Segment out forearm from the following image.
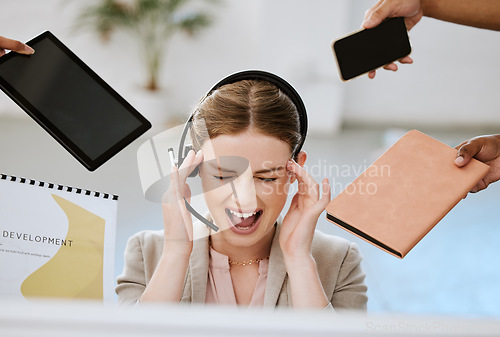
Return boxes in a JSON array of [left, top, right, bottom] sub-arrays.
[[421, 0, 500, 30], [284, 255, 330, 309], [139, 249, 190, 303]]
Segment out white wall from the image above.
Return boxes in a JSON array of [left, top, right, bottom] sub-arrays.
[[2, 0, 499, 131], [0, 0, 348, 134]]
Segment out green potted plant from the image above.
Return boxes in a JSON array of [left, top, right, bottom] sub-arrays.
[[77, 0, 216, 92]]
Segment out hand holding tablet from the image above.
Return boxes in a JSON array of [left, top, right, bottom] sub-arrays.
[[0, 31, 151, 171], [0, 35, 35, 57]]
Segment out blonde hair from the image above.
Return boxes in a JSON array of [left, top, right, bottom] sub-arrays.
[[190, 80, 302, 157]]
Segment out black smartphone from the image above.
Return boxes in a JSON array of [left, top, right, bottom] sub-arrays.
[[332, 17, 411, 81]]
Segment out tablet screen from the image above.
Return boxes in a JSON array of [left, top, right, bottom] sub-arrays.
[[0, 31, 151, 171]]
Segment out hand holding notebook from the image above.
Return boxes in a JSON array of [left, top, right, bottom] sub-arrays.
[[326, 130, 489, 258]]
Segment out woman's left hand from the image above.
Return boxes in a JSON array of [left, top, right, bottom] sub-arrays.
[[279, 159, 331, 260]]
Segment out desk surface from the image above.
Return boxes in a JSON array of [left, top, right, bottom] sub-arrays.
[[0, 300, 499, 337]]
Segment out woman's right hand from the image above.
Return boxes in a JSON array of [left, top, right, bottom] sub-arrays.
[[161, 149, 204, 256], [139, 149, 203, 303]]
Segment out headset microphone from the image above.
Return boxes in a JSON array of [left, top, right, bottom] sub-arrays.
[[167, 147, 219, 232]]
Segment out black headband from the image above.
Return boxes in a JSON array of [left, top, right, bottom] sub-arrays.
[[206, 70, 308, 154]]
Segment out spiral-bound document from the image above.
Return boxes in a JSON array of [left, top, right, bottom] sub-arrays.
[[0, 174, 118, 301]]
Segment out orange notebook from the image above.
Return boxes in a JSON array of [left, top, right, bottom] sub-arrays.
[[326, 130, 489, 258]]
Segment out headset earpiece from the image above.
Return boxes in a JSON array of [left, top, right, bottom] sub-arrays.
[[183, 144, 200, 177]]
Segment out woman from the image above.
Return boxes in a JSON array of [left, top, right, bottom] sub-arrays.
[[116, 71, 367, 310]]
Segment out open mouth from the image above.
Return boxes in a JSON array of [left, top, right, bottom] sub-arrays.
[[225, 208, 263, 231]]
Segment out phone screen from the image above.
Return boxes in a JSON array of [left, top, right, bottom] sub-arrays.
[[333, 17, 411, 81]]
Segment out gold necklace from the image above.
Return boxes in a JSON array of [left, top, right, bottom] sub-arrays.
[[228, 255, 270, 266], [209, 238, 270, 266]]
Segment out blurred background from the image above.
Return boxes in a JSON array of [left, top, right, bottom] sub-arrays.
[[0, 0, 499, 318]]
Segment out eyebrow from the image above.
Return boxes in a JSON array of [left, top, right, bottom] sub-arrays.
[[205, 162, 285, 175], [205, 161, 237, 173], [254, 166, 286, 175]]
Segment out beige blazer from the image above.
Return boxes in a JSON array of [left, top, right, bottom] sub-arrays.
[[116, 219, 367, 311]]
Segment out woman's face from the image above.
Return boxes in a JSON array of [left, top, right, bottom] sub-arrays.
[[199, 129, 293, 248]]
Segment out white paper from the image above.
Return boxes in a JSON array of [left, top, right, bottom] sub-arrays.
[[0, 175, 117, 302]]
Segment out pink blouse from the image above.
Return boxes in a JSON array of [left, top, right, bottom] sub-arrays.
[[205, 247, 269, 306]]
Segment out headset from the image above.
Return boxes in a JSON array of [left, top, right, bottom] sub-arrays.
[[169, 70, 308, 232]]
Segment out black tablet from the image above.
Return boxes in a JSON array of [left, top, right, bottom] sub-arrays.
[[0, 31, 151, 171]]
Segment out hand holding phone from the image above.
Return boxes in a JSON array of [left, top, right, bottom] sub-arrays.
[[332, 17, 412, 81]]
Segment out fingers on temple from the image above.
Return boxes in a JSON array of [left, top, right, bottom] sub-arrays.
[[288, 160, 316, 191], [288, 160, 331, 202], [178, 150, 203, 182]]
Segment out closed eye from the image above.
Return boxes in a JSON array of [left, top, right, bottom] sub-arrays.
[[213, 176, 278, 182], [257, 177, 277, 182], [213, 175, 236, 181]]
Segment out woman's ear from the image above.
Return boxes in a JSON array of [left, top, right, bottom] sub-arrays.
[[296, 151, 307, 168], [290, 151, 307, 183]]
